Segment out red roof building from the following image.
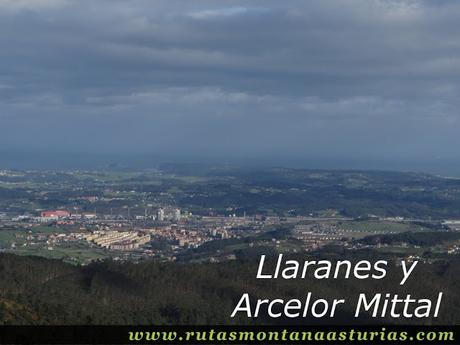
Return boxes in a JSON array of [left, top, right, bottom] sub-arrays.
[[40, 210, 71, 218]]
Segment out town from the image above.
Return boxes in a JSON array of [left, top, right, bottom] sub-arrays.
[[1, 167, 460, 265]]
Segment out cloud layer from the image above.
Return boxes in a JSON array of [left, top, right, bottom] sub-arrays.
[[1, 0, 459, 167]]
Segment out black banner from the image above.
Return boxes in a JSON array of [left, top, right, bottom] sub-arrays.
[[0, 325, 458, 344]]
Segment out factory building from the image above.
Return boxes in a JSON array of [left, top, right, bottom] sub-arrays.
[[173, 209, 181, 222], [157, 208, 165, 222], [40, 210, 71, 218]]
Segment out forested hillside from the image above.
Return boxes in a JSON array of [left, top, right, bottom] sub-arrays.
[[0, 252, 459, 325]]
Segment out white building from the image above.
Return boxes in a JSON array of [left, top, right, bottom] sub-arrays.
[[173, 209, 181, 222], [157, 208, 165, 222]]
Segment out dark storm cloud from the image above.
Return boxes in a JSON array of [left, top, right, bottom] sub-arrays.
[[0, 0, 459, 165]]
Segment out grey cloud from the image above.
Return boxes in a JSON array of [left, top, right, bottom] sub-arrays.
[[0, 0, 459, 168]]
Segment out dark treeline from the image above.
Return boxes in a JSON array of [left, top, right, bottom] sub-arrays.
[[0, 251, 459, 325]]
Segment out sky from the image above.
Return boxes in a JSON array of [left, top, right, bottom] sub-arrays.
[[0, 0, 459, 171]]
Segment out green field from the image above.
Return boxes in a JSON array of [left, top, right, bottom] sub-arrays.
[[0, 230, 21, 247], [4, 244, 112, 264], [0, 226, 114, 264], [339, 220, 429, 233]]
